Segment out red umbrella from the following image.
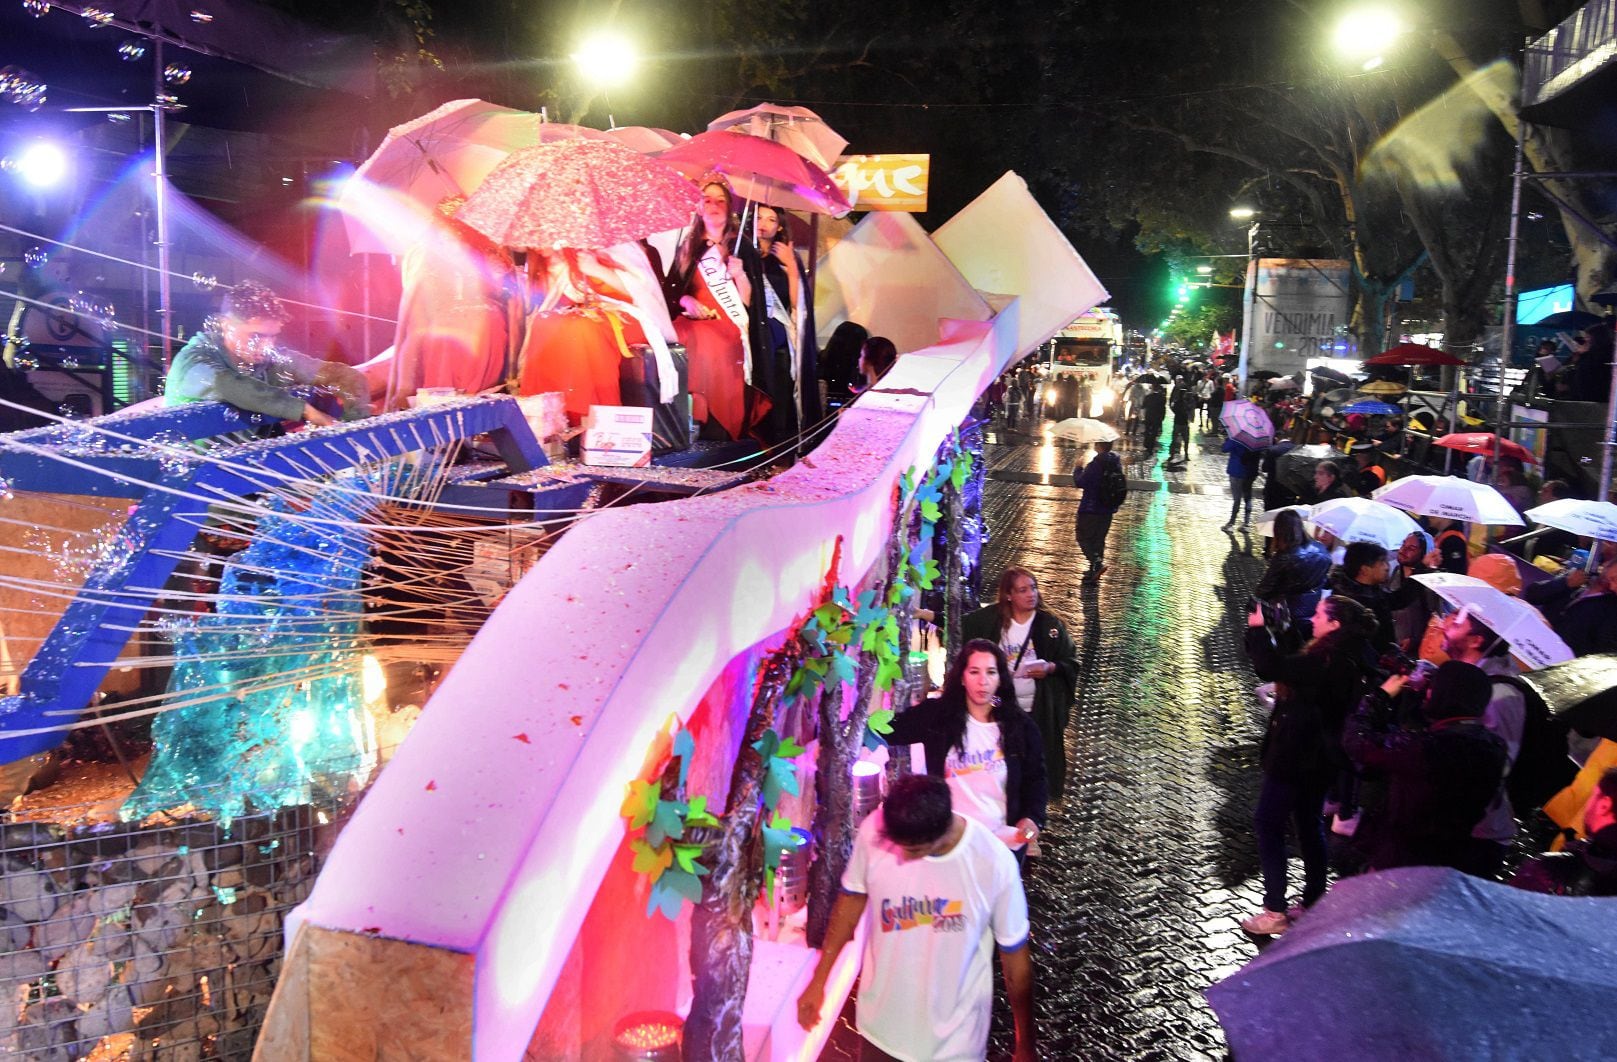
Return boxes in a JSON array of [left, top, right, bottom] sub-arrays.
[[1434, 432, 1539, 464], [455, 139, 698, 251], [1365, 343, 1466, 367], [656, 130, 851, 217]]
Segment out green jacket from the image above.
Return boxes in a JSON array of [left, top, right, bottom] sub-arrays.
[[166, 332, 369, 421]]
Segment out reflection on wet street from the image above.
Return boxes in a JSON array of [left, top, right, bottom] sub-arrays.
[[978, 419, 1268, 1059], [822, 417, 1272, 1059]]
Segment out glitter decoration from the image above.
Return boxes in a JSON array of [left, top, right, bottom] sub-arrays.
[[106, 111, 131, 123], [117, 38, 147, 61], [0, 475, 13, 501], [22, 0, 49, 16], [23, 245, 48, 268], [80, 5, 112, 26], [162, 63, 192, 85], [190, 271, 218, 291], [155, 93, 182, 109], [188, 7, 213, 22], [454, 138, 699, 251], [123, 480, 378, 824]]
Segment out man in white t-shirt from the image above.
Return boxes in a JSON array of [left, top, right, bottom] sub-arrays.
[[796, 775, 1037, 1061]]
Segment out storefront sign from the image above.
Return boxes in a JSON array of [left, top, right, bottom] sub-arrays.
[[832, 154, 930, 212]]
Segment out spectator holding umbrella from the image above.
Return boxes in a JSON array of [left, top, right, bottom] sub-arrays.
[[1222, 436, 1262, 529], [1242, 595, 1380, 935], [1524, 560, 1617, 657]]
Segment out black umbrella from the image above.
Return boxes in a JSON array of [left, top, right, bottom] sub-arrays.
[[1518, 653, 1617, 740], [1275, 443, 1348, 497], [1308, 366, 1353, 390], [1208, 866, 1617, 1060], [1534, 309, 1604, 330], [1591, 289, 1617, 310], [1250, 369, 1282, 381]]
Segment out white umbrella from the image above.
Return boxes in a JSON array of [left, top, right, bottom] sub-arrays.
[[1267, 376, 1301, 391], [1048, 417, 1119, 444], [1525, 498, 1617, 542], [1309, 498, 1422, 550], [1257, 504, 1313, 537], [1373, 475, 1525, 527], [1410, 573, 1574, 669]]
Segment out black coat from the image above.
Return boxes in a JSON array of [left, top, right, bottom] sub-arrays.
[[1245, 626, 1371, 781], [1254, 542, 1332, 628], [1342, 690, 1509, 872], [1524, 579, 1617, 657], [885, 691, 1048, 830]]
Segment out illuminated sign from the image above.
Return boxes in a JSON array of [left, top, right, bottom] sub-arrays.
[[832, 154, 930, 212]]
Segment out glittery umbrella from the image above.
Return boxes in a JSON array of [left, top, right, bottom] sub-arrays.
[[706, 103, 848, 170], [343, 100, 613, 254], [454, 139, 699, 252], [657, 130, 852, 217], [603, 125, 687, 153], [1208, 866, 1617, 1060]]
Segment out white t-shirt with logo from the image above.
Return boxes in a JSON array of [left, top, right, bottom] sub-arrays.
[[1001, 617, 1042, 712], [944, 717, 1020, 845], [842, 813, 1030, 1062]]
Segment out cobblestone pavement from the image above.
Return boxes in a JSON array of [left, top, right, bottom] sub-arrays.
[[980, 418, 1269, 1060], [822, 415, 1276, 1060]]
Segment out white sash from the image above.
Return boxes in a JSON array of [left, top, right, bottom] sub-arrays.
[[696, 251, 752, 384], [761, 260, 808, 417]]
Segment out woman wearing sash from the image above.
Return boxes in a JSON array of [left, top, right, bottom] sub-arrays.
[[663, 176, 770, 441]]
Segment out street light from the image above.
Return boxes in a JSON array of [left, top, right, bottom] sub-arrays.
[[1333, 6, 1404, 69], [571, 32, 639, 88], [1196, 264, 1213, 275], [10, 141, 67, 188], [1229, 206, 1256, 220]]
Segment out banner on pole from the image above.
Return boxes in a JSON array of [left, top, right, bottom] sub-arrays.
[[1240, 258, 1354, 385], [832, 154, 930, 212]]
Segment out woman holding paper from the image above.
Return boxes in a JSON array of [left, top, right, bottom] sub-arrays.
[[663, 176, 770, 442]]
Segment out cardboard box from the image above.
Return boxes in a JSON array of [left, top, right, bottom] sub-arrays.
[[584, 405, 655, 433]]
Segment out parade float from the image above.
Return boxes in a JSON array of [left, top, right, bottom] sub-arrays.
[[0, 71, 1103, 1058]]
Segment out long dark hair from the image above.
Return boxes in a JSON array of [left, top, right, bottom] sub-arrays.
[[937, 639, 1020, 755], [672, 179, 740, 288], [1272, 509, 1307, 552], [1307, 595, 1376, 654]]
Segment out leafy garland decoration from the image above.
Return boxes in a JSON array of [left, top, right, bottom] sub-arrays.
[[618, 439, 973, 919], [621, 723, 807, 920]]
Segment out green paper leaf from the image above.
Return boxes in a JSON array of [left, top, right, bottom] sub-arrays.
[[950, 454, 971, 490], [764, 865, 778, 905], [646, 877, 687, 920], [875, 657, 903, 691], [920, 499, 942, 524], [812, 602, 845, 630], [671, 843, 707, 876], [685, 793, 720, 828], [663, 866, 706, 903], [761, 812, 802, 873], [915, 559, 940, 591], [752, 730, 781, 762], [828, 649, 858, 686], [647, 798, 688, 847], [621, 779, 661, 830], [631, 838, 673, 882], [760, 754, 799, 812], [776, 736, 805, 760], [672, 728, 695, 788], [866, 708, 895, 735]]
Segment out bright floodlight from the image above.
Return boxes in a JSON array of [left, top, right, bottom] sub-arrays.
[[15, 141, 67, 188], [572, 32, 638, 88], [1229, 206, 1256, 220], [1333, 7, 1403, 61], [1196, 264, 1214, 275]]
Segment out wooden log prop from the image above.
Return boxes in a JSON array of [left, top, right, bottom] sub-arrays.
[[682, 654, 792, 1061]]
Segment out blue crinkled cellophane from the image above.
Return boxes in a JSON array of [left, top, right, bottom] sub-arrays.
[[123, 480, 377, 825]]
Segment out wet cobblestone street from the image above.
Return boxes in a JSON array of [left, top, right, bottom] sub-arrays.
[[823, 416, 1275, 1060], [980, 419, 1267, 1059]]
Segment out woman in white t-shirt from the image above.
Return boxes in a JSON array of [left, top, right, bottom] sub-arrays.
[[961, 567, 1079, 802], [884, 639, 1048, 855]]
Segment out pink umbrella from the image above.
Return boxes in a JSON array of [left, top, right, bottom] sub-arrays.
[[656, 130, 852, 217], [706, 103, 848, 170], [603, 126, 687, 153], [454, 139, 698, 251]]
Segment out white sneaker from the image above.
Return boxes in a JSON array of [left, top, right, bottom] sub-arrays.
[[1240, 909, 1291, 936], [1331, 812, 1360, 837]]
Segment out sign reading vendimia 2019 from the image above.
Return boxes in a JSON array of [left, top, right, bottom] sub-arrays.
[[1239, 258, 1355, 382]]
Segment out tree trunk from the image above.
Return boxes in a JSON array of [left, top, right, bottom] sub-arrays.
[[683, 658, 789, 1061], [944, 479, 964, 662], [805, 679, 852, 949]]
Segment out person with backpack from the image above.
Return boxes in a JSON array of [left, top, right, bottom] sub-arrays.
[[1073, 438, 1128, 585], [1441, 607, 1575, 876]]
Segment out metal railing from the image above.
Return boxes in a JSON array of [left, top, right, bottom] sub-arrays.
[[1523, 0, 1617, 108]]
